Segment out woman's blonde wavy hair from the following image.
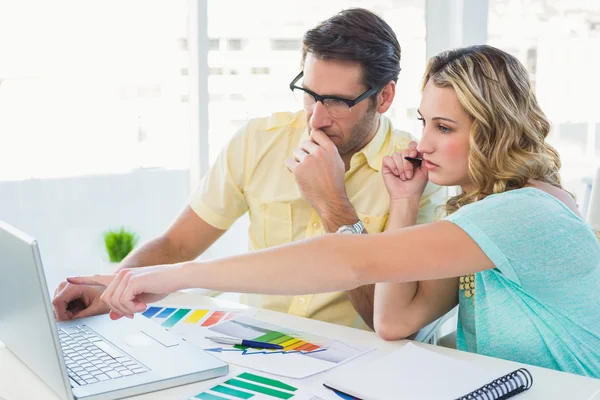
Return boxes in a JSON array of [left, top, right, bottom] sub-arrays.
[[423, 45, 564, 215]]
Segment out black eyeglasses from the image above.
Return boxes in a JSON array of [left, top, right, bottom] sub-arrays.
[[289, 72, 379, 119]]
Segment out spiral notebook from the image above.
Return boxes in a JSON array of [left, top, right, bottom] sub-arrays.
[[323, 343, 533, 400]]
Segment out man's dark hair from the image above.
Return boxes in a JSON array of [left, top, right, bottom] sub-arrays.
[[302, 8, 401, 91]]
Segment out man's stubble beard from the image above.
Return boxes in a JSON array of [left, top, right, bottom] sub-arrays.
[[336, 104, 379, 156]]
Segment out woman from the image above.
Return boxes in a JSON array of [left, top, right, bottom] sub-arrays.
[[70, 46, 600, 378]]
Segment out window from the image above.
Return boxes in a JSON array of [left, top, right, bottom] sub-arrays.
[[178, 37, 188, 51], [251, 67, 270, 75], [229, 93, 246, 101], [226, 38, 244, 51], [488, 0, 600, 206], [0, 0, 192, 288], [209, 67, 225, 75], [271, 39, 301, 51], [0, 1, 191, 179], [209, 38, 220, 50], [596, 125, 600, 157]]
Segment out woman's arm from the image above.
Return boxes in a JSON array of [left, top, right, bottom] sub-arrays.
[[372, 199, 458, 340], [69, 220, 492, 319], [179, 221, 493, 293], [343, 197, 422, 330], [374, 275, 458, 340], [365, 144, 458, 339]]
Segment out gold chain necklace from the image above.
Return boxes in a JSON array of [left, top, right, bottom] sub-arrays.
[[459, 274, 475, 301]]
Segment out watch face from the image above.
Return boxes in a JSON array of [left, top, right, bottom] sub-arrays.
[[338, 226, 358, 234]]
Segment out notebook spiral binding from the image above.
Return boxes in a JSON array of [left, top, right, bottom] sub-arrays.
[[457, 368, 533, 400]]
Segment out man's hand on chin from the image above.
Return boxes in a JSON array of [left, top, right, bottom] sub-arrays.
[[285, 129, 348, 212]]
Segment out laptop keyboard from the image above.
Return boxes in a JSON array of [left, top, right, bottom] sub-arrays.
[[59, 325, 148, 386]]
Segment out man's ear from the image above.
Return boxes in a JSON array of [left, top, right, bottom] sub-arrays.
[[376, 80, 396, 114]]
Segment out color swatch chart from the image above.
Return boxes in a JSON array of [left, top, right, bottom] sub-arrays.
[[186, 372, 323, 400], [205, 316, 372, 378], [236, 329, 320, 353], [142, 306, 243, 328]]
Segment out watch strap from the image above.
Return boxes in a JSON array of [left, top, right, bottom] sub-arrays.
[[336, 220, 367, 234]]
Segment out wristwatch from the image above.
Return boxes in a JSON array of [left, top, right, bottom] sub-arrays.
[[335, 220, 367, 234]]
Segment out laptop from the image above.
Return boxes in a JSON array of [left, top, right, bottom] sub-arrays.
[[0, 220, 228, 400]]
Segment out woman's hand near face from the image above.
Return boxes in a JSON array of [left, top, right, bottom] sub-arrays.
[[66, 264, 187, 320], [382, 141, 429, 202]]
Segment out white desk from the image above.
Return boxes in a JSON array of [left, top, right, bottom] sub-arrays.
[[1, 292, 599, 400]]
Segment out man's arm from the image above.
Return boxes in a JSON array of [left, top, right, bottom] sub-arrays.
[[285, 129, 378, 329], [124, 119, 249, 269], [284, 129, 374, 326], [118, 206, 226, 270], [319, 205, 375, 330]]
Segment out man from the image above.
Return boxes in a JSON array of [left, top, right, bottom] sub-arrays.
[[52, 8, 445, 332]]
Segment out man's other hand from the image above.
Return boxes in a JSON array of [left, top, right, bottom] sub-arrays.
[[52, 281, 110, 321]]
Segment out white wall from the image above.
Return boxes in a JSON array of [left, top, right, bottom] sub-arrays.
[[0, 169, 249, 292]]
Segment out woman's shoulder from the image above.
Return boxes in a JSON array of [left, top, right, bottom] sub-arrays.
[[447, 185, 582, 224], [444, 187, 598, 262], [527, 180, 582, 217]]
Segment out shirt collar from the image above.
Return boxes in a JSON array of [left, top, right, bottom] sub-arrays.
[[299, 115, 392, 172], [358, 114, 392, 172]]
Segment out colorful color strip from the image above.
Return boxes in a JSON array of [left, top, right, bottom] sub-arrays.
[[155, 308, 176, 319], [211, 384, 254, 399], [236, 332, 289, 350], [294, 343, 319, 352], [288, 341, 313, 351], [185, 309, 209, 324], [195, 392, 229, 400], [162, 308, 190, 328], [223, 312, 238, 321], [238, 372, 297, 391], [268, 335, 295, 345], [279, 338, 302, 349], [142, 306, 162, 318], [201, 311, 226, 326], [225, 379, 293, 399], [252, 331, 286, 343], [250, 330, 319, 352]]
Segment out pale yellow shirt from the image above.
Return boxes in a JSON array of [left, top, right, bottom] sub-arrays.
[[189, 110, 446, 329]]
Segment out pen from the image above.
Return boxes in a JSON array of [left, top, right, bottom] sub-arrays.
[[404, 156, 423, 167], [205, 336, 284, 350]]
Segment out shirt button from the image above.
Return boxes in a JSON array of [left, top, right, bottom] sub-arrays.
[[299, 298, 306, 304], [364, 217, 371, 224], [261, 204, 267, 211], [312, 222, 319, 229]]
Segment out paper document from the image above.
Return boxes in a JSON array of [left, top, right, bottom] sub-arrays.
[[194, 316, 373, 378], [144, 309, 372, 378], [323, 343, 514, 400]]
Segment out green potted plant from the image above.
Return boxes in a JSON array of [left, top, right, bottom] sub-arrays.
[[103, 227, 139, 270]]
